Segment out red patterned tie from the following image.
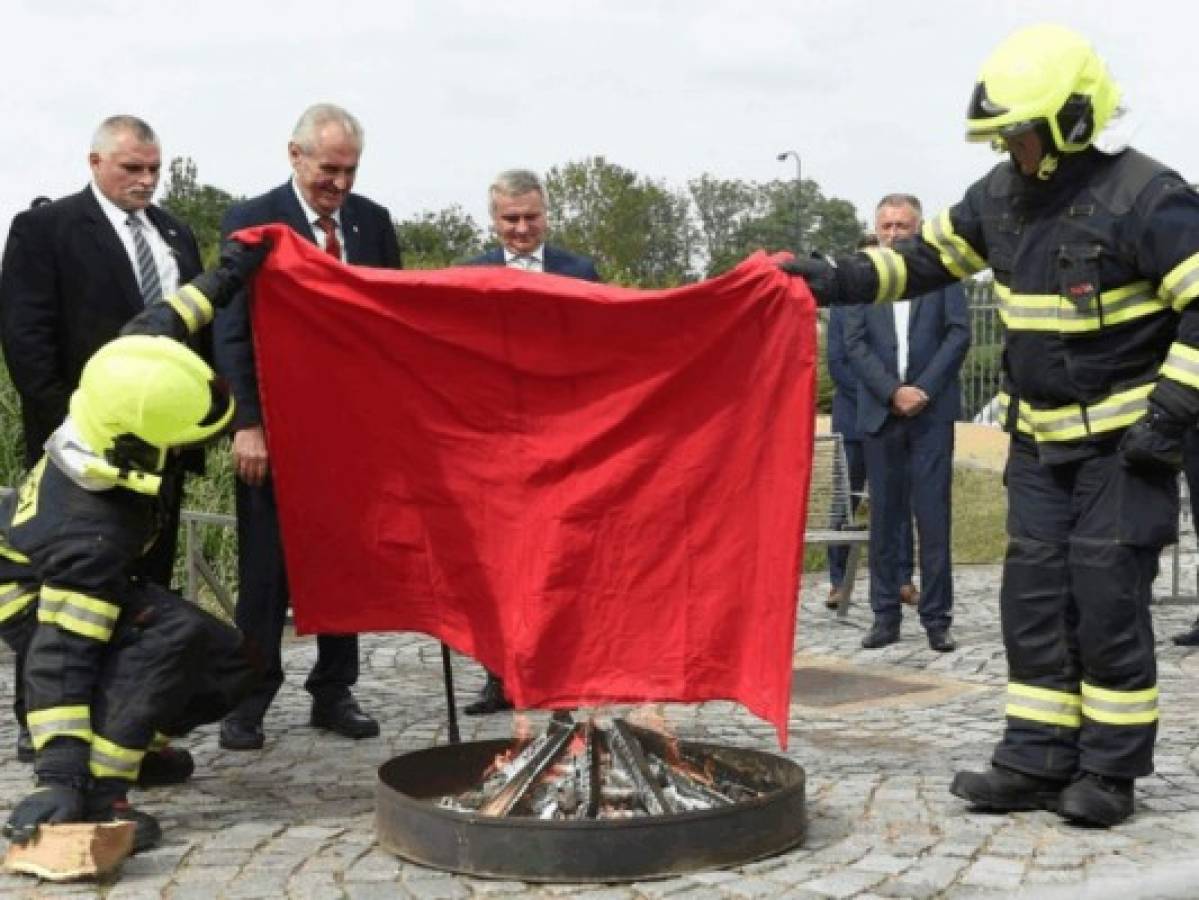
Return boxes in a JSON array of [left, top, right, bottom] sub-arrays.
[[315, 216, 341, 260]]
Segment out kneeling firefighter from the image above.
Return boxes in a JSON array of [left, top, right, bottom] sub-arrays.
[[0, 238, 268, 852], [784, 24, 1199, 826]]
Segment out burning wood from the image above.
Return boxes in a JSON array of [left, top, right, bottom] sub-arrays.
[[438, 716, 763, 819]]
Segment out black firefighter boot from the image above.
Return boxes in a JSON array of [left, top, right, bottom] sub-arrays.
[[949, 764, 1067, 812], [85, 777, 162, 853], [1057, 773, 1134, 827]]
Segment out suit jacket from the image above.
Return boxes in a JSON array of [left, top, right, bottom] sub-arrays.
[[0, 186, 203, 464], [464, 244, 601, 282], [843, 282, 970, 436], [213, 182, 402, 429], [826, 307, 860, 441]]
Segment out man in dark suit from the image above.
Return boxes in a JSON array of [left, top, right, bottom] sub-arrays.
[[465, 169, 601, 280], [214, 103, 401, 750], [844, 193, 970, 652], [0, 115, 203, 780], [825, 235, 914, 610], [461, 168, 600, 714]]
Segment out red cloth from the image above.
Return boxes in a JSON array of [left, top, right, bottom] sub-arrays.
[[237, 224, 817, 745]]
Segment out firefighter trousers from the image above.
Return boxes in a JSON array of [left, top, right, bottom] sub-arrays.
[[24, 582, 259, 781], [993, 437, 1174, 781]]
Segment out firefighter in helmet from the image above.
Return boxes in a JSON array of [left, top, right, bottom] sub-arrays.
[[1, 239, 267, 852], [785, 24, 1199, 826]]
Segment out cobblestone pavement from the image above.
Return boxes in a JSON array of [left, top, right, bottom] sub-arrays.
[[1, 557, 1197, 898]]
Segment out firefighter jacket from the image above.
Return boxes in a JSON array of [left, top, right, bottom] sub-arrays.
[[840, 148, 1199, 464]]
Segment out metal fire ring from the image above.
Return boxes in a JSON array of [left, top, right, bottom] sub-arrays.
[[375, 729, 806, 883]]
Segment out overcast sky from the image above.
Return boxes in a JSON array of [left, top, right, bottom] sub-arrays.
[[5, 0, 1197, 249]]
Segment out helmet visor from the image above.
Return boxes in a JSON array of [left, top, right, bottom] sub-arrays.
[[965, 81, 1041, 143]]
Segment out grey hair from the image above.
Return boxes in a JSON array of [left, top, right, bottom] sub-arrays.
[[291, 103, 365, 154], [90, 115, 158, 154], [488, 169, 546, 215], [876, 193, 923, 216]]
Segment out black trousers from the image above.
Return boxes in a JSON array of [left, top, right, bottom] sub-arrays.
[[993, 437, 1172, 780], [227, 476, 359, 724]]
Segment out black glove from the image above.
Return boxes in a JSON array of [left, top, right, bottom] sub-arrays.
[[188, 237, 272, 309], [778, 254, 843, 306], [3, 776, 87, 845], [1119, 402, 1188, 472], [120, 303, 189, 341]]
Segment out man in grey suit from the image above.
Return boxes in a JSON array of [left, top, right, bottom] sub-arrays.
[[463, 169, 600, 715], [214, 103, 402, 750], [844, 193, 970, 652]]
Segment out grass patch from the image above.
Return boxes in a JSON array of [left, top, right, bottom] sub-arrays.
[[803, 463, 1007, 573]]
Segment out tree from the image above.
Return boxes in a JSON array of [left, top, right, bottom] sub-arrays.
[[691, 176, 865, 277], [160, 158, 240, 267], [394, 206, 485, 269], [545, 157, 696, 286]]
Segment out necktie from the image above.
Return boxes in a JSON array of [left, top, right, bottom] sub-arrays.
[[315, 216, 341, 260], [127, 215, 162, 305], [512, 254, 537, 271]]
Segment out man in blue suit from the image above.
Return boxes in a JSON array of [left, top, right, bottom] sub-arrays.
[[462, 169, 600, 714], [826, 236, 914, 609], [844, 193, 970, 652], [213, 103, 402, 750]]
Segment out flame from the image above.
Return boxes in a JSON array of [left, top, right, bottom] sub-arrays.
[[512, 713, 534, 741]]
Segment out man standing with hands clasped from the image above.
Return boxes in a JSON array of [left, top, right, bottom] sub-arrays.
[[843, 194, 969, 652]]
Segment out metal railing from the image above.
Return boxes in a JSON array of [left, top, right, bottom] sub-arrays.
[[181, 509, 236, 615], [961, 277, 1002, 423]]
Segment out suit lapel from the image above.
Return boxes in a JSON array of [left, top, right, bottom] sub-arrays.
[[79, 187, 141, 314], [274, 183, 319, 247]]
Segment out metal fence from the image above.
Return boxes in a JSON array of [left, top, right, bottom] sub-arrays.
[[960, 277, 1002, 423]]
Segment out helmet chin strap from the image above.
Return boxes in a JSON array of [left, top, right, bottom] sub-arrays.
[[1036, 153, 1060, 181]]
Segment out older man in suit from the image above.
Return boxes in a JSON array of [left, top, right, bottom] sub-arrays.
[[0, 115, 203, 781], [844, 193, 970, 652], [461, 169, 600, 715], [214, 103, 402, 750], [825, 234, 915, 610]]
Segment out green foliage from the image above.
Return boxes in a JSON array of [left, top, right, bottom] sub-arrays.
[[0, 353, 25, 486], [802, 462, 1008, 573], [545, 157, 696, 287], [395, 205, 485, 269], [690, 175, 865, 277], [160, 157, 241, 267]]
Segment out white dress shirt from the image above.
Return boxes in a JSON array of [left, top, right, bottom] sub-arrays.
[[503, 245, 545, 273], [893, 300, 912, 381]]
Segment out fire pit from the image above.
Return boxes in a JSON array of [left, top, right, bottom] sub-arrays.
[[376, 715, 806, 882]]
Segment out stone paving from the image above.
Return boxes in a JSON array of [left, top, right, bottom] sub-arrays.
[[1, 559, 1197, 898]]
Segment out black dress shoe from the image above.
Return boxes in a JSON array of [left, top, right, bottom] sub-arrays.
[[16, 725, 33, 764], [1172, 622, 1199, 646], [464, 674, 514, 716], [861, 621, 900, 649], [219, 717, 265, 751], [311, 694, 380, 739], [927, 627, 957, 653], [137, 746, 195, 787], [950, 764, 1066, 813]]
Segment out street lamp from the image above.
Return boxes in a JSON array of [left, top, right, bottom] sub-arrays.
[[776, 150, 803, 255]]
